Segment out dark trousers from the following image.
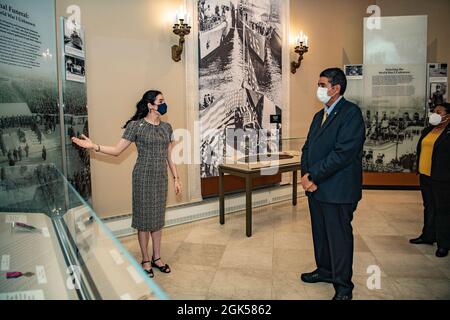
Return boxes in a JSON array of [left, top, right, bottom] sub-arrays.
[[420, 174, 450, 249], [308, 196, 358, 295]]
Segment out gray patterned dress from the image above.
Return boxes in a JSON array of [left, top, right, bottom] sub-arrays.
[[122, 119, 173, 231]]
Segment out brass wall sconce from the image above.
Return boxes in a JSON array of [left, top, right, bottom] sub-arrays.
[[172, 10, 191, 62], [291, 32, 309, 74]]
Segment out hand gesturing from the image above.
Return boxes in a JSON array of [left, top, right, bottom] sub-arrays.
[[71, 134, 95, 150]]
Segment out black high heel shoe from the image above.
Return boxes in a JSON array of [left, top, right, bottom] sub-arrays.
[[141, 261, 154, 278], [151, 257, 171, 274]]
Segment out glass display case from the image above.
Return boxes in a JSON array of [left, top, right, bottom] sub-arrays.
[[0, 164, 167, 300], [221, 137, 305, 171], [218, 137, 306, 237]]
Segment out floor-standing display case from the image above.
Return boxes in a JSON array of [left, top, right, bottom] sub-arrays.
[[221, 137, 305, 172], [219, 138, 305, 237], [0, 164, 167, 300]]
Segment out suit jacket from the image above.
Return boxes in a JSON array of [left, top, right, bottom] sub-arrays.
[[301, 97, 366, 204], [416, 122, 450, 181]]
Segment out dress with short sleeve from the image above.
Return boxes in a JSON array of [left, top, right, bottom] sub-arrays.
[[122, 120, 138, 142], [122, 119, 173, 231]]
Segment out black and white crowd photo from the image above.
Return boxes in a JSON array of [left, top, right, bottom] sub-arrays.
[[361, 107, 425, 173], [0, 73, 63, 210]]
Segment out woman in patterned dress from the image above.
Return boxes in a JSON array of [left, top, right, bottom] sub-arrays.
[[72, 90, 182, 278]]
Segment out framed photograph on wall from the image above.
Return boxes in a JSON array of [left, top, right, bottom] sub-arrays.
[[63, 19, 85, 58], [65, 55, 86, 83], [344, 64, 363, 80], [427, 63, 448, 111]]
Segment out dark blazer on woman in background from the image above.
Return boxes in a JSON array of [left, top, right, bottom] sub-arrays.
[[416, 123, 450, 181]]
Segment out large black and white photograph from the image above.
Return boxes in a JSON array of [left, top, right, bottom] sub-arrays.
[[0, 0, 63, 210], [65, 55, 86, 83], [198, 0, 285, 178], [64, 20, 85, 58], [361, 65, 428, 173], [361, 66, 427, 173], [362, 107, 425, 173], [0, 78, 64, 210]]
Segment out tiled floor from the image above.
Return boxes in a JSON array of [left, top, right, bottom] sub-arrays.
[[121, 190, 450, 300]]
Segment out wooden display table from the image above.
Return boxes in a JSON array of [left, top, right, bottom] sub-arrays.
[[219, 161, 301, 237]]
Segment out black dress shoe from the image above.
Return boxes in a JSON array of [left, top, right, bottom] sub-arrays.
[[409, 237, 434, 245], [300, 270, 331, 284], [332, 293, 353, 300], [436, 248, 449, 257]]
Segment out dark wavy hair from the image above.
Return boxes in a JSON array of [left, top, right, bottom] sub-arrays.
[[436, 102, 450, 114], [123, 90, 162, 128], [320, 68, 347, 95]]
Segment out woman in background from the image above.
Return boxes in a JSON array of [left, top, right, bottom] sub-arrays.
[[72, 90, 181, 276], [410, 102, 450, 257]]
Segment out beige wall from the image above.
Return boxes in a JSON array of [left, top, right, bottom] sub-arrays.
[[289, 0, 372, 137], [289, 0, 450, 138], [56, 0, 450, 218], [57, 0, 190, 217]]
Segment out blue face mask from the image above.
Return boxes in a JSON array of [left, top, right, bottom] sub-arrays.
[[157, 103, 168, 116]]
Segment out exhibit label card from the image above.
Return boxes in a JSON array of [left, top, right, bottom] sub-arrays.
[[126, 265, 144, 284], [35, 265, 47, 284], [1, 254, 10, 271], [0, 290, 45, 300], [5, 215, 27, 224]]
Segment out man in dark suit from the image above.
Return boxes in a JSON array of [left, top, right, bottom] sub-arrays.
[[300, 68, 366, 300]]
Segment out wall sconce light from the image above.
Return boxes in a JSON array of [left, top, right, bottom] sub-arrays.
[[172, 8, 191, 62], [291, 31, 309, 74]]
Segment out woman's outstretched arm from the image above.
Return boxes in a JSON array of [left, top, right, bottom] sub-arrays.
[[71, 134, 132, 157]]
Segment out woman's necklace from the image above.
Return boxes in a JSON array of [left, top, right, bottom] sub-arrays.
[[144, 116, 160, 126]]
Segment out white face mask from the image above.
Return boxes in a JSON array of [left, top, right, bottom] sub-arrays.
[[316, 87, 331, 104], [429, 113, 442, 126]]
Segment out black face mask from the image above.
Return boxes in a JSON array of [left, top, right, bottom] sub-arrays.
[[157, 103, 168, 116]]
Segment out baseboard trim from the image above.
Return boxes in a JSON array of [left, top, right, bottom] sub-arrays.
[[104, 184, 305, 238], [363, 185, 420, 191]]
